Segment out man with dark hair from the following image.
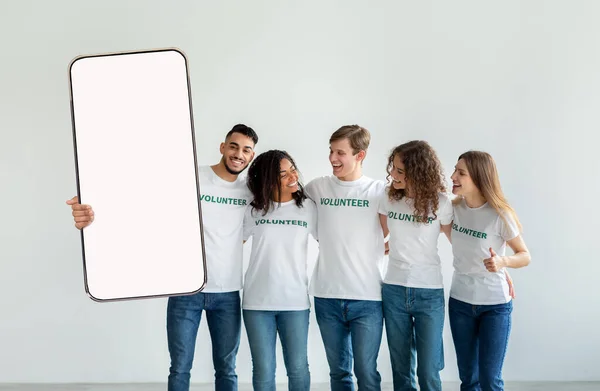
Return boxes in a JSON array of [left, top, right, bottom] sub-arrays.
[[67, 124, 258, 391]]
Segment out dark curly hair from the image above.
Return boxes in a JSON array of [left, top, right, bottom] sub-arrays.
[[386, 140, 447, 223], [247, 150, 307, 215]]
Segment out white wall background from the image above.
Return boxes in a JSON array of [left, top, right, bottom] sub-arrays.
[[1, 0, 599, 384]]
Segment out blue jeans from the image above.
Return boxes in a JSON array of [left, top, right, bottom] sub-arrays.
[[166, 291, 241, 391], [243, 309, 311, 391], [449, 297, 512, 391], [382, 284, 445, 391], [314, 297, 383, 391]]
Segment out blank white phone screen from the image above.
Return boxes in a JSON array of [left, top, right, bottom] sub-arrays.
[[69, 49, 206, 301]]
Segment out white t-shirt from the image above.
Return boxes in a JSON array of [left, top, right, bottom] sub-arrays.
[[242, 199, 317, 310], [379, 191, 453, 289], [305, 175, 386, 301], [198, 165, 252, 293], [450, 199, 520, 305]]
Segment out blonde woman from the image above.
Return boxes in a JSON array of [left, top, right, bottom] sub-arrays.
[[449, 151, 531, 391]]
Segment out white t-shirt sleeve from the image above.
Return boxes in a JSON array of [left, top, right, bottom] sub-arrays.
[[243, 206, 254, 241], [304, 179, 317, 202], [497, 212, 520, 241], [438, 195, 454, 226], [378, 189, 389, 215], [308, 200, 318, 241]]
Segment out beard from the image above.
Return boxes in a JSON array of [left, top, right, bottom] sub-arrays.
[[222, 156, 248, 176]]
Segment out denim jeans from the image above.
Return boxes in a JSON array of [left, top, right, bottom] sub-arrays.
[[314, 297, 383, 391], [243, 309, 311, 391], [382, 283, 445, 391], [449, 297, 512, 391], [166, 291, 241, 391]]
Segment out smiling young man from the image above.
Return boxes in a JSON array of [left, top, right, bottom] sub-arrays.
[[304, 125, 386, 391], [67, 124, 258, 391]]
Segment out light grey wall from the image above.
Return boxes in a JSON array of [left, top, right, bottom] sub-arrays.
[[1, 0, 598, 383]]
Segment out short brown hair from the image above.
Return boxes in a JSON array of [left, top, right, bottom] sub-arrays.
[[329, 125, 371, 155]]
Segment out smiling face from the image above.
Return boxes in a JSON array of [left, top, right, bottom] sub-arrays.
[[329, 138, 365, 181], [389, 154, 407, 191], [277, 158, 299, 201], [219, 132, 255, 175], [450, 158, 478, 197]]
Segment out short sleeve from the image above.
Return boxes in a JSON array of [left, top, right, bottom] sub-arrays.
[[378, 188, 390, 215], [304, 179, 318, 202], [243, 206, 255, 241], [438, 194, 454, 226], [497, 212, 520, 241], [307, 199, 318, 241]]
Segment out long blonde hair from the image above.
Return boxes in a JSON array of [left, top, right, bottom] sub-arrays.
[[454, 151, 522, 232]]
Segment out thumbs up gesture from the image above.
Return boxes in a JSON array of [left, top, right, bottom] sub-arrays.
[[483, 247, 505, 273], [66, 195, 95, 230]]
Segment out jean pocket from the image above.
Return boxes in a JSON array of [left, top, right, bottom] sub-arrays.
[[417, 288, 445, 309]]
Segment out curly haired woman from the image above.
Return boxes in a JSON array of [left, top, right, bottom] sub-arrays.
[[378, 140, 452, 391]]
